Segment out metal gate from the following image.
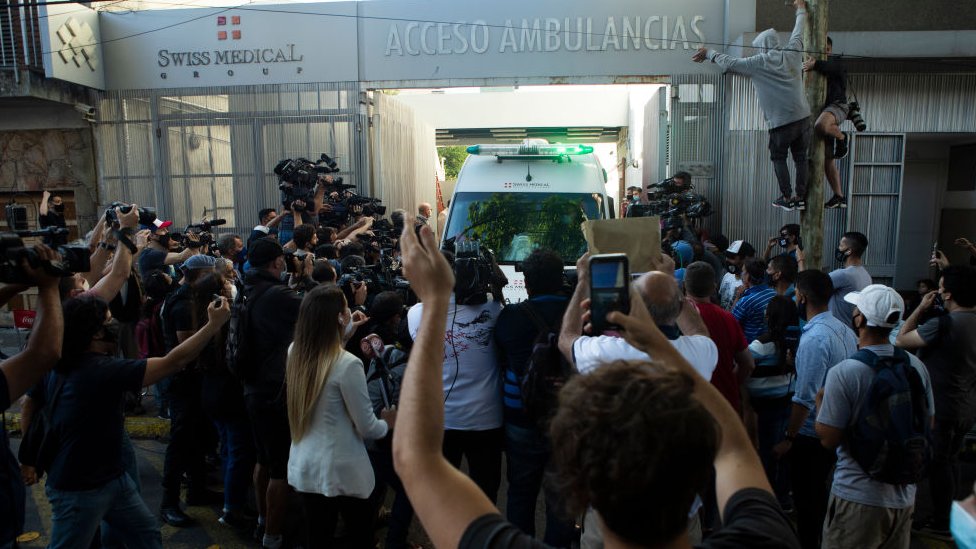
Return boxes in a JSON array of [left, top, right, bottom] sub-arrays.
[[844, 133, 906, 285]]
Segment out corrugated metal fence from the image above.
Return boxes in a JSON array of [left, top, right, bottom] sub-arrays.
[[370, 93, 438, 231], [715, 72, 976, 272], [96, 82, 366, 233]]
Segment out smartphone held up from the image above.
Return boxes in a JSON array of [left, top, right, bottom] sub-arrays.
[[589, 254, 630, 334]]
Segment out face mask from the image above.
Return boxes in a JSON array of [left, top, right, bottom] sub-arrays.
[[834, 247, 849, 264], [935, 293, 946, 309], [765, 272, 777, 286], [53, 204, 65, 214], [951, 501, 976, 549], [726, 263, 741, 275], [157, 234, 171, 247], [778, 237, 789, 248], [101, 320, 122, 345]]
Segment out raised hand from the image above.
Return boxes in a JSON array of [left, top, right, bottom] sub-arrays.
[[400, 223, 453, 304]]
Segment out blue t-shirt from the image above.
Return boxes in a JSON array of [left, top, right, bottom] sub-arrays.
[[38, 354, 147, 491], [732, 284, 776, 343], [817, 345, 934, 508], [138, 248, 175, 282], [793, 312, 857, 438]]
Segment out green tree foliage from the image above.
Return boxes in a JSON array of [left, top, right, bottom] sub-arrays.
[[464, 192, 590, 262], [439, 146, 468, 180]]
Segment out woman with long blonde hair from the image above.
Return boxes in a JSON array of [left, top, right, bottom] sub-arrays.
[[286, 284, 393, 548]]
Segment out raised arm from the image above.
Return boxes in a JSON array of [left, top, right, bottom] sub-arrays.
[[607, 298, 772, 519], [144, 298, 230, 386], [896, 291, 937, 350], [559, 253, 590, 365], [392, 223, 497, 549], [785, 0, 807, 53], [90, 208, 141, 302], [39, 190, 50, 217], [1, 246, 64, 404]]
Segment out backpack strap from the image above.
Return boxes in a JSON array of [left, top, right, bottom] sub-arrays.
[[850, 348, 879, 369], [518, 300, 560, 334]]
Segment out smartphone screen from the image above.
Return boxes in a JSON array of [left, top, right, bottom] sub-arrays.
[[589, 254, 630, 334]]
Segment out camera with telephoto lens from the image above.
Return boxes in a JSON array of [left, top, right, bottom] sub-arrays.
[[451, 240, 504, 305], [283, 249, 310, 273], [105, 202, 157, 226], [848, 101, 867, 132], [0, 228, 91, 283], [275, 154, 355, 207]]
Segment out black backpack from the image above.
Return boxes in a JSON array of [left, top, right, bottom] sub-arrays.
[[18, 374, 66, 478], [518, 301, 575, 429], [846, 348, 933, 485], [225, 284, 273, 383]]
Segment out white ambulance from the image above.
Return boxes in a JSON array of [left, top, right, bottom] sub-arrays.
[[440, 140, 615, 303]]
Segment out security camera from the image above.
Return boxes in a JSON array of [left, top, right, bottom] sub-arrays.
[[74, 103, 96, 122]]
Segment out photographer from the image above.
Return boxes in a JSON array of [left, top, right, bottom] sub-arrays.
[[61, 207, 150, 304], [803, 36, 850, 209], [249, 208, 284, 248], [0, 246, 63, 547], [285, 224, 317, 253], [217, 233, 245, 276], [158, 255, 227, 527], [35, 292, 229, 548], [138, 218, 197, 284], [38, 190, 69, 247], [240, 238, 305, 549], [763, 224, 801, 262], [406, 247, 506, 502]]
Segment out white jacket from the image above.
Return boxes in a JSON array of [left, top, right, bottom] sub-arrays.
[[287, 350, 388, 498]]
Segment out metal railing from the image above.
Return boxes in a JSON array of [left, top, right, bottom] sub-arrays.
[[1, 0, 45, 83]]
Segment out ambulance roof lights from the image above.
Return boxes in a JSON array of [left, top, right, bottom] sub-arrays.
[[466, 144, 594, 157]]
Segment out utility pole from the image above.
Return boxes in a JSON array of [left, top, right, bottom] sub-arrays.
[[800, 0, 828, 270]]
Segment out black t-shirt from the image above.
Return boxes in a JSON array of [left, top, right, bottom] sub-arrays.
[[0, 370, 26, 543], [39, 212, 68, 246], [918, 311, 976, 422], [493, 295, 569, 428], [38, 354, 147, 491], [459, 489, 799, 549], [242, 270, 303, 397]]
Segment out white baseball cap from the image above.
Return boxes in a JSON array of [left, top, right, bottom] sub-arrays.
[[843, 284, 905, 328]]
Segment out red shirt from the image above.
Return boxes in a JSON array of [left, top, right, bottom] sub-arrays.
[[694, 301, 748, 411]]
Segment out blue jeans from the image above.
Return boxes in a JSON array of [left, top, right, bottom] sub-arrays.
[[216, 418, 256, 512], [46, 473, 161, 549], [101, 433, 141, 549], [504, 423, 576, 547], [755, 401, 792, 507]]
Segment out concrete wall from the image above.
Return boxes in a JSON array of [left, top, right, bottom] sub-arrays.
[[0, 127, 100, 235], [755, 0, 976, 32]]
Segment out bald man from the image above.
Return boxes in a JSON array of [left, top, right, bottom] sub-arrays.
[[559, 268, 718, 379], [417, 203, 432, 226]]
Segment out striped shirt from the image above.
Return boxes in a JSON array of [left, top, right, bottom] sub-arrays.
[[732, 284, 776, 343], [747, 339, 797, 400]]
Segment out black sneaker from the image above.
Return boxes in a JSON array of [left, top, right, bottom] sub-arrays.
[[833, 134, 849, 159], [825, 195, 848, 209], [792, 199, 807, 211], [160, 506, 193, 528], [772, 197, 794, 211]]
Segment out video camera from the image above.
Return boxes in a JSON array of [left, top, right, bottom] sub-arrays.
[[104, 202, 157, 227], [275, 154, 355, 208], [628, 177, 712, 228], [450, 240, 504, 305], [0, 228, 91, 284]]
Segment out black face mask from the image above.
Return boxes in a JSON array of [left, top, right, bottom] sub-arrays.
[[727, 263, 741, 275], [53, 204, 65, 214], [835, 248, 849, 264], [764, 272, 777, 286], [101, 321, 122, 345], [157, 234, 171, 247]]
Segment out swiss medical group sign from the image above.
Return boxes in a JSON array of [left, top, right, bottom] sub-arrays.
[[99, 0, 729, 90]]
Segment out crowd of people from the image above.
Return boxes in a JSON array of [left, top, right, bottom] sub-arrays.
[[0, 180, 974, 549]]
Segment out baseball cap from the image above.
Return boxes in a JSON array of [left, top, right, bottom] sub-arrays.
[[671, 240, 694, 268], [140, 219, 173, 231], [726, 240, 756, 258], [248, 238, 284, 267], [844, 284, 905, 328], [180, 254, 219, 272]]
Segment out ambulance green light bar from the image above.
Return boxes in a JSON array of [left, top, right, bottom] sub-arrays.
[[466, 144, 595, 156]]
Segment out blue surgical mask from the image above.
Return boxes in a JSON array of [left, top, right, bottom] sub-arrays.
[[952, 501, 976, 549]]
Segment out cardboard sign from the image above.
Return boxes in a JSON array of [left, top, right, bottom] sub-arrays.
[[582, 217, 663, 273]]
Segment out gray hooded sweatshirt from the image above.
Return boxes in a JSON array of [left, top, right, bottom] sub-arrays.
[[707, 10, 811, 129]]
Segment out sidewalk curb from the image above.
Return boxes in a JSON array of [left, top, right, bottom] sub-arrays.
[[4, 413, 170, 440]]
